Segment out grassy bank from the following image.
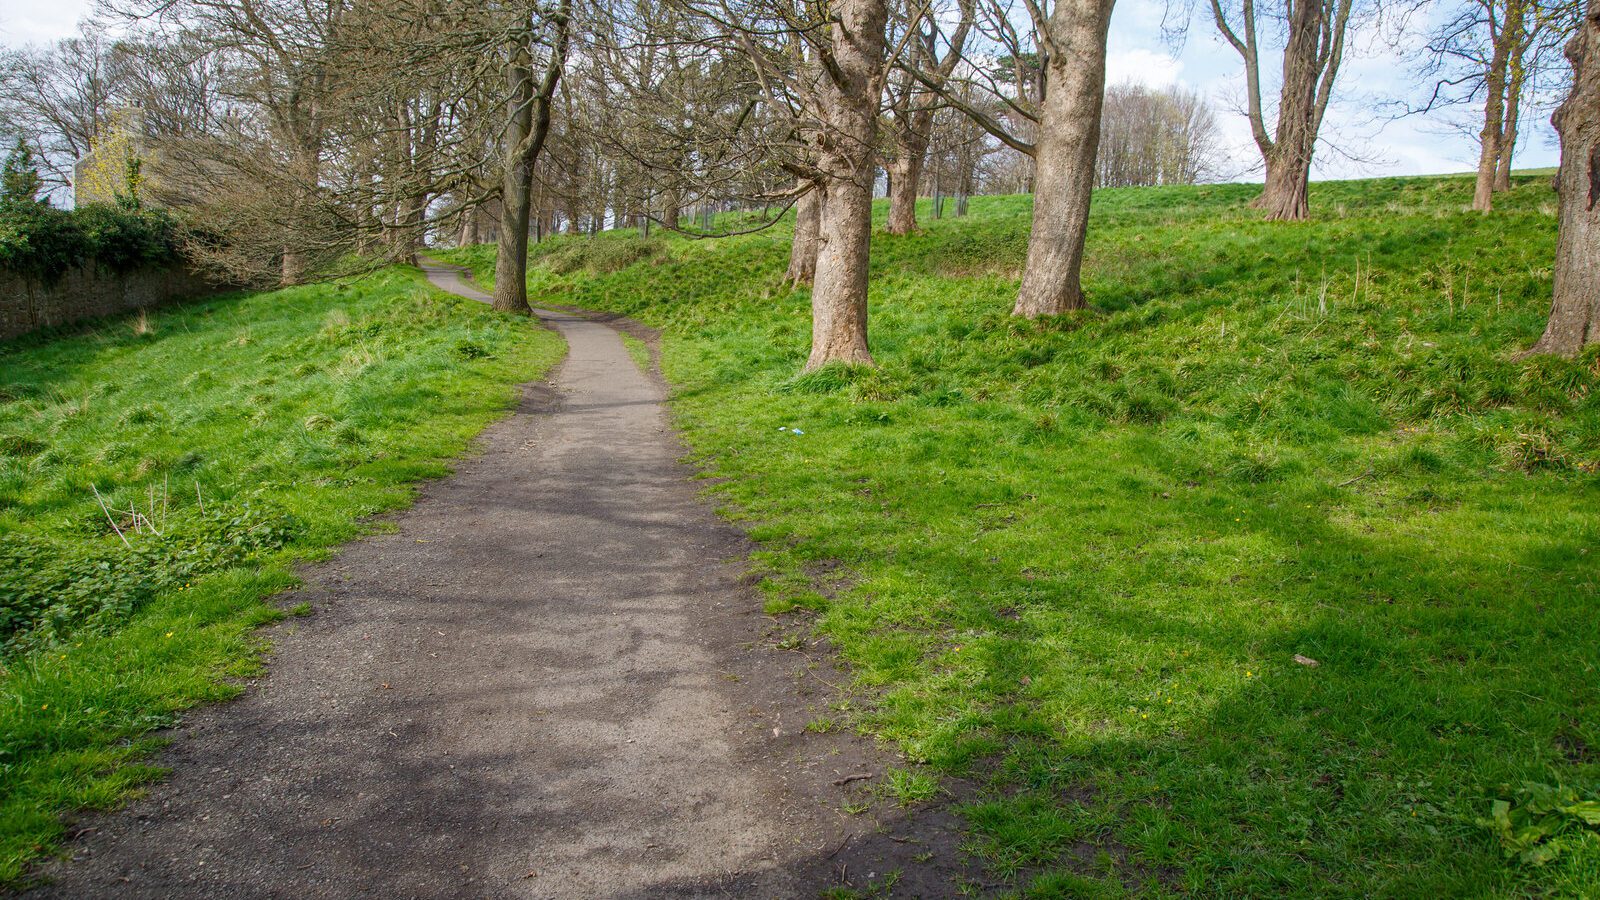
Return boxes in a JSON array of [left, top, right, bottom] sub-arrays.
[[439, 174, 1600, 896], [0, 269, 563, 885]]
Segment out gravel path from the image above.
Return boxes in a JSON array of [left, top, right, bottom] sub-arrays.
[[26, 262, 971, 898]]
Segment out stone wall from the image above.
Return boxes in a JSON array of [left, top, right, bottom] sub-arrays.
[[0, 264, 223, 342]]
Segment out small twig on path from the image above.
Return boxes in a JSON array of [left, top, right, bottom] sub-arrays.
[[825, 835, 852, 859], [832, 772, 874, 787], [804, 665, 844, 692]]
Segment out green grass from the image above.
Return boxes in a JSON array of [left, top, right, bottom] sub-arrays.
[[0, 268, 563, 885], [438, 173, 1600, 896], [619, 331, 651, 373]]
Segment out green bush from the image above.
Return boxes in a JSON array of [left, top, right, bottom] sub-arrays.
[[0, 201, 182, 281], [75, 203, 180, 273], [0, 202, 86, 281]]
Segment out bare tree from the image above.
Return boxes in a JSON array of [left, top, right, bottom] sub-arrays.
[[0, 24, 126, 203], [910, 0, 1118, 315], [576, 0, 796, 236], [1528, 0, 1598, 355], [111, 0, 351, 283], [1412, 0, 1570, 211], [924, 82, 996, 215], [801, 0, 891, 365], [678, 0, 899, 365], [882, 0, 972, 235], [1011, 0, 1118, 315], [1211, 0, 1355, 220], [493, 0, 574, 313], [1096, 82, 1219, 187], [1472, 0, 1532, 208]]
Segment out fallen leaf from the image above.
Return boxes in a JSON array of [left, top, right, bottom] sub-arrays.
[[1293, 654, 1320, 668]]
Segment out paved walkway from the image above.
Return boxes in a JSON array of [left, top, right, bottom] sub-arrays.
[[27, 262, 929, 897]]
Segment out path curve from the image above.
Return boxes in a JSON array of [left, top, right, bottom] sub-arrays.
[[25, 262, 961, 898]]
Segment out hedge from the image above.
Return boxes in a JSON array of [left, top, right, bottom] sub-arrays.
[[0, 200, 182, 282]]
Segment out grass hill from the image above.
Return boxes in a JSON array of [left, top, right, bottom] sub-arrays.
[[436, 173, 1600, 896]]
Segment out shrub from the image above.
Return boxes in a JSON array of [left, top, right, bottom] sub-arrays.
[[0, 202, 86, 281], [0, 200, 182, 281], [76, 203, 180, 273]]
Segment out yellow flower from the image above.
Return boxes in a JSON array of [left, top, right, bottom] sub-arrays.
[[165, 632, 174, 638]]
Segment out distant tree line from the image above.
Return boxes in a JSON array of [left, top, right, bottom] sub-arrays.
[[1096, 84, 1219, 188], [0, 0, 1593, 358]]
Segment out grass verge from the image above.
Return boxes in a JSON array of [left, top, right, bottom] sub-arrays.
[[438, 174, 1600, 896], [0, 268, 563, 885], [618, 331, 651, 374]]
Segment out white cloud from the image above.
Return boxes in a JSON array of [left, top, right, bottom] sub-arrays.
[[0, 0, 92, 48], [1105, 48, 1185, 89]]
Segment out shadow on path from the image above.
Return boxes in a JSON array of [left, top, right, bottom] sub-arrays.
[[25, 261, 976, 898]]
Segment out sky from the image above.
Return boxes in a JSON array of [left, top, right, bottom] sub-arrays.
[[0, 0, 1562, 181]]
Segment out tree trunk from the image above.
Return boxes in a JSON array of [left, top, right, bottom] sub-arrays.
[[1496, 55, 1527, 192], [663, 187, 682, 228], [809, 173, 875, 368], [1495, 88, 1521, 192], [1013, 0, 1117, 317], [884, 155, 920, 235], [280, 139, 321, 285], [885, 113, 931, 235], [956, 142, 973, 216], [393, 192, 427, 263], [281, 248, 306, 286], [492, 2, 570, 313], [1528, 0, 1600, 356], [804, 0, 887, 370], [1256, 148, 1312, 221], [1251, 0, 1324, 221], [786, 182, 820, 285], [1215, 0, 1350, 222], [493, 47, 536, 313], [1474, 21, 1513, 212]]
